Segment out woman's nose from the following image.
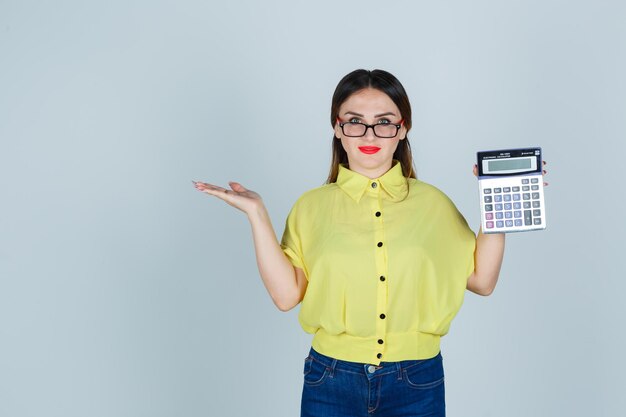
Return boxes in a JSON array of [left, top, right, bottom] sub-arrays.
[[363, 126, 377, 140]]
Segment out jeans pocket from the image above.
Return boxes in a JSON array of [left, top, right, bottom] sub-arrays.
[[402, 357, 445, 390], [303, 356, 329, 386]]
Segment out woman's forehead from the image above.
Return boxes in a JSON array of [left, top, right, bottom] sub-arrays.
[[339, 88, 400, 116]]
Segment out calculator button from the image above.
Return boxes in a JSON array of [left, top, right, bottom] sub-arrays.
[[484, 188, 492, 194], [532, 193, 540, 199], [503, 194, 511, 202], [532, 201, 540, 208], [486, 221, 494, 229], [495, 212, 503, 219], [496, 221, 504, 228], [524, 210, 532, 225], [503, 187, 511, 193], [513, 194, 521, 201], [494, 188, 502, 193], [531, 185, 539, 191], [522, 186, 530, 191], [514, 211, 522, 218], [533, 218, 542, 225], [504, 203, 512, 210], [505, 211, 513, 219], [485, 204, 493, 211], [505, 220, 513, 227], [531, 178, 539, 184], [485, 213, 494, 220], [533, 209, 541, 217], [514, 219, 523, 226], [512, 186, 520, 192], [495, 204, 503, 211], [523, 202, 531, 209], [514, 202, 521, 209], [484, 196, 493, 203], [494, 195, 502, 202], [522, 179, 529, 184], [523, 193, 530, 200]]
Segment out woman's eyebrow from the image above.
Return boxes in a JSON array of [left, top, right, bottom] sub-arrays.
[[344, 111, 364, 117], [343, 111, 397, 118]]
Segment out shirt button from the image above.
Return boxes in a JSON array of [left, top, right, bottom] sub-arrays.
[[378, 339, 384, 344], [379, 276, 385, 281], [371, 182, 378, 188], [379, 314, 386, 319], [377, 353, 383, 359], [375, 211, 381, 217], [377, 242, 383, 247], [367, 365, 376, 373]]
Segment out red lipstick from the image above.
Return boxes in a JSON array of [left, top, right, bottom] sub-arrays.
[[358, 146, 381, 154]]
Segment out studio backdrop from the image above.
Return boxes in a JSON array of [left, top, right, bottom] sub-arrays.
[[1, 1, 625, 416]]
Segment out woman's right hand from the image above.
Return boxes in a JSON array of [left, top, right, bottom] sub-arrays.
[[194, 180, 302, 310], [193, 180, 264, 216]]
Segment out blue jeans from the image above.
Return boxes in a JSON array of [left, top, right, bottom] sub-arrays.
[[301, 347, 445, 417]]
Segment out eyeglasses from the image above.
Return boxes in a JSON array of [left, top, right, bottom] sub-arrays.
[[337, 118, 404, 138]]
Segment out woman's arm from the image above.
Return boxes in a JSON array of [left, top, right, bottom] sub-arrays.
[[247, 204, 308, 311], [466, 161, 547, 296], [466, 229, 505, 296], [194, 180, 306, 311]]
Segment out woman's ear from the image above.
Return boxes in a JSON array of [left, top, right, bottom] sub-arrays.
[[334, 122, 342, 139], [399, 126, 407, 140]]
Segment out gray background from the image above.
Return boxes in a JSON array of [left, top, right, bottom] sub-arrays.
[[1, 0, 625, 416]]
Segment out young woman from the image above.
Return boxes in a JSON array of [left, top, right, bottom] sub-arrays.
[[194, 69, 544, 417]]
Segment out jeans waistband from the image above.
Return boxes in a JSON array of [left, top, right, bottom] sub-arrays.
[[307, 346, 441, 376]]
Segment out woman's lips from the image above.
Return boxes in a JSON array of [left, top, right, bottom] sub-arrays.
[[358, 146, 381, 154]]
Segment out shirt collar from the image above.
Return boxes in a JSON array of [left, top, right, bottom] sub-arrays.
[[336, 160, 409, 203]]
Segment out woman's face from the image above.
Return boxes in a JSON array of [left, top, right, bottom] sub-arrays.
[[334, 88, 407, 179]]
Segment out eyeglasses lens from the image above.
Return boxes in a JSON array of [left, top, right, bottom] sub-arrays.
[[342, 123, 398, 138]]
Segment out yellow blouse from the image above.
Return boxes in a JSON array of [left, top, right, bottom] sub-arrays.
[[280, 160, 476, 365]]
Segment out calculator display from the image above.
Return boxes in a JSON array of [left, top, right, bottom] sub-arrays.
[[481, 155, 538, 175], [487, 158, 532, 172], [477, 147, 546, 234]]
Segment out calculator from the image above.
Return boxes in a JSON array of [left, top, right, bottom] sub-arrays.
[[477, 147, 546, 233]]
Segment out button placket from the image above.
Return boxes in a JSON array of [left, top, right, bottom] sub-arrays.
[[372, 189, 388, 365]]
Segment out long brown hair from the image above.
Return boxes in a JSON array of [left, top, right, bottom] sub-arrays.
[[326, 69, 416, 184]]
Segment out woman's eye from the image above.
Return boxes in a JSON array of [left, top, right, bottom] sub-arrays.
[[349, 118, 361, 123], [377, 119, 391, 124]]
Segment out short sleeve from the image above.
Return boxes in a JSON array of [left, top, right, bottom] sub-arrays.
[[280, 202, 305, 270], [448, 203, 476, 280], [413, 188, 477, 337]]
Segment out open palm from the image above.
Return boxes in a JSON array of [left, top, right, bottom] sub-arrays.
[[193, 180, 263, 214]]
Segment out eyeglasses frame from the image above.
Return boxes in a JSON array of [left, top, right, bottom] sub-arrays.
[[336, 117, 404, 138]]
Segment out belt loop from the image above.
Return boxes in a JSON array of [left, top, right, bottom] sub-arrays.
[[328, 358, 337, 378], [396, 362, 402, 380]]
